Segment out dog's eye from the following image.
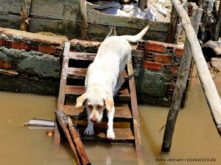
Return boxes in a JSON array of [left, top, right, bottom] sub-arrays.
[[96, 105, 102, 109], [88, 105, 93, 110]]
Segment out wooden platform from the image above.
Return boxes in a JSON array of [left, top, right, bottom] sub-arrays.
[[57, 42, 142, 156]]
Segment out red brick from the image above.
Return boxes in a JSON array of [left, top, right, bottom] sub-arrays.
[[154, 53, 172, 64], [0, 39, 3, 46], [38, 45, 56, 54], [170, 66, 179, 74], [144, 41, 166, 53], [0, 60, 12, 69], [175, 47, 184, 57], [11, 41, 28, 50], [143, 61, 162, 71]]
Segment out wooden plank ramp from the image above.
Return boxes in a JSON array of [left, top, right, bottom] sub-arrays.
[[57, 42, 142, 158]]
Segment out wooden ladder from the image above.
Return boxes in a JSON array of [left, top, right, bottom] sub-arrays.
[[57, 42, 142, 157]]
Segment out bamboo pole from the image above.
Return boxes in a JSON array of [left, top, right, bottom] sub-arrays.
[[162, 0, 221, 152], [161, 7, 203, 152]]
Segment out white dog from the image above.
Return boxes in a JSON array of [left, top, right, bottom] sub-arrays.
[[75, 25, 149, 139]]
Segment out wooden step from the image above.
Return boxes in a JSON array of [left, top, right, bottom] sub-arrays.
[[78, 127, 135, 143], [63, 105, 132, 121], [65, 85, 130, 100], [67, 67, 128, 79], [67, 67, 87, 79], [69, 52, 96, 61]]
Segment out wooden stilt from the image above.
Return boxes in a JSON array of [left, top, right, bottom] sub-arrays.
[[161, 7, 203, 152], [80, 0, 88, 39], [214, 1, 221, 40]]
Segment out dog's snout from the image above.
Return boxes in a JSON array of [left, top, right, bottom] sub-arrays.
[[90, 116, 97, 123], [91, 118, 97, 123]]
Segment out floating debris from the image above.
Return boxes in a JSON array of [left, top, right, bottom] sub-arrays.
[[24, 118, 55, 129]]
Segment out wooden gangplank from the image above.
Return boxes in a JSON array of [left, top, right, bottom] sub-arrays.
[[57, 42, 142, 157]]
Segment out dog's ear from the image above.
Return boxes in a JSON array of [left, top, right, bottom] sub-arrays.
[[75, 93, 87, 108], [104, 97, 114, 112]]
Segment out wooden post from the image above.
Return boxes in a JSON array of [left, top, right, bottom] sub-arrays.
[[138, 0, 148, 11], [20, 0, 32, 31], [80, 0, 88, 39], [167, 5, 179, 43], [162, 0, 221, 152], [214, 1, 221, 40], [162, 6, 203, 152]]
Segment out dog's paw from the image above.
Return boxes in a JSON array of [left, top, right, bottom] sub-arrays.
[[84, 126, 94, 136], [107, 130, 115, 140]]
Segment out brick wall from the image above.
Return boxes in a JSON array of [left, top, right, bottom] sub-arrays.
[[135, 40, 184, 106]]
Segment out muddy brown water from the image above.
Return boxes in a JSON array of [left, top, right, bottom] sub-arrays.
[[0, 83, 221, 165]]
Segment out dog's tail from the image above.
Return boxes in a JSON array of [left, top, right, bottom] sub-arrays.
[[120, 25, 149, 43]]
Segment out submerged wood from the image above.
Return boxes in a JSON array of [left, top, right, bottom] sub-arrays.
[[161, 7, 203, 152], [68, 117, 91, 165], [56, 110, 91, 165], [55, 110, 81, 165]]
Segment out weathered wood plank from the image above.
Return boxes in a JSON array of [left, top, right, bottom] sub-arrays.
[[64, 105, 132, 120], [55, 110, 82, 165], [57, 42, 70, 111], [69, 52, 96, 61], [0, 14, 20, 29], [31, 0, 80, 21], [0, 0, 23, 14], [87, 3, 169, 31], [127, 60, 143, 159], [65, 85, 130, 100], [67, 67, 128, 79], [28, 17, 80, 38], [68, 117, 91, 165], [0, 27, 68, 45], [79, 127, 135, 143], [67, 68, 87, 79]]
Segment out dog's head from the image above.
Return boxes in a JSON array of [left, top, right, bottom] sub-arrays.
[[75, 86, 114, 123]]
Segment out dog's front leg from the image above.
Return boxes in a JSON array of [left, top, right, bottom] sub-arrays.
[[84, 119, 94, 135], [107, 107, 115, 139]]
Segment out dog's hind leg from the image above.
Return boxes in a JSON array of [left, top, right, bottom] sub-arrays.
[[113, 72, 125, 96]]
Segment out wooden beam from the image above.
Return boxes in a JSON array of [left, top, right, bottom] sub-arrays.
[[161, 7, 203, 152], [127, 60, 143, 162], [57, 42, 70, 111], [167, 5, 179, 43]]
